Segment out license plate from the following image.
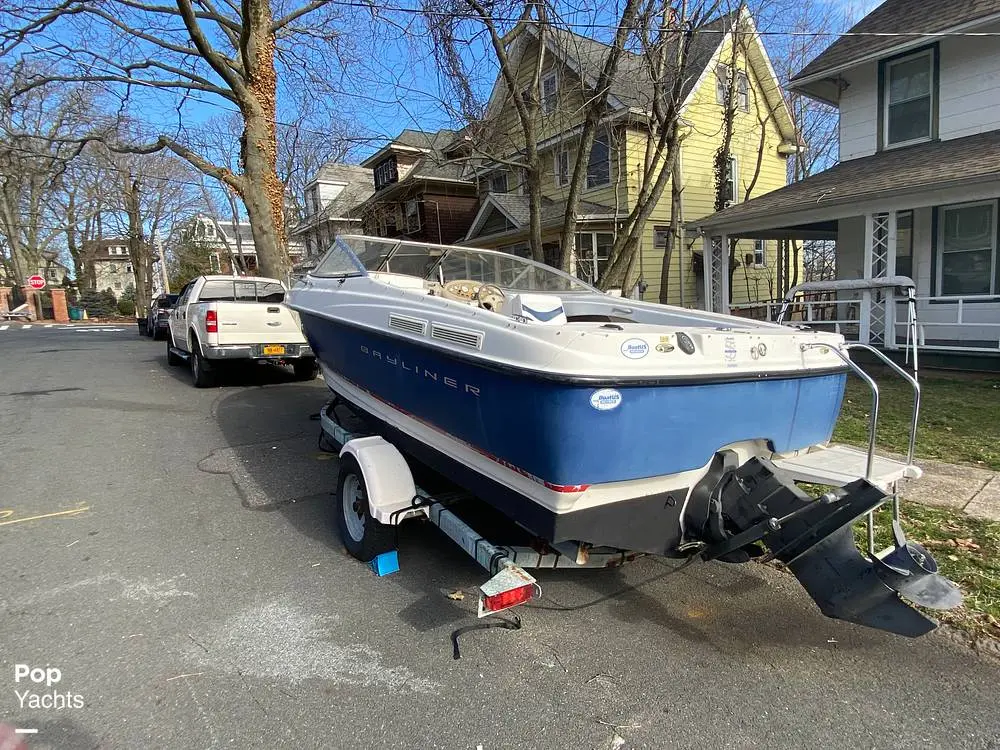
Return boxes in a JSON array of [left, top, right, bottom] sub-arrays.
[[262, 345, 286, 356]]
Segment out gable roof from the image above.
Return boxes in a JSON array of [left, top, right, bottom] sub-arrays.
[[464, 193, 623, 242], [490, 15, 732, 116], [791, 0, 1000, 85], [691, 130, 1000, 234]]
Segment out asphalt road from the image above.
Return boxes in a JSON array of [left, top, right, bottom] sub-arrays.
[[1, 324, 999, 750]]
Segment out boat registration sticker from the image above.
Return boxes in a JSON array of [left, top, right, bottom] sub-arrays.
[[262, 345, 286, 356], [724, 336, 738, 367], [620, 338, 649, 359], [590, 388, 623, 411]]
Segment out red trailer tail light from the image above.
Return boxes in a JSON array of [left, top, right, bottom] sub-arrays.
[[205, 309, 218, 333], [477, 565, 538, 617]]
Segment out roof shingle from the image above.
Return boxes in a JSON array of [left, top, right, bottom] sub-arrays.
[[693, 130, 1000, 230], [792, 0, 1000, 82]]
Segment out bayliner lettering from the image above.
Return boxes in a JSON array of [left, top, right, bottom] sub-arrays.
[[360, 345, 480, 396]]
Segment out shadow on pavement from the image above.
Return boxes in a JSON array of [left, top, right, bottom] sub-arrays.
[[207, 374, 899, 651]]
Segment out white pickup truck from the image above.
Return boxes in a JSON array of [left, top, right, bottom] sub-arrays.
[[165, 275, 317, 387]]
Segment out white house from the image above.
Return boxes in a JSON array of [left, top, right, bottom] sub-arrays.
[[692, 0, 1000, 366], [289, 162, 373, 264], [186, 215, 305, 274]]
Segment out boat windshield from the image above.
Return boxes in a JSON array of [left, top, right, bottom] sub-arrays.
[[313, 235, 597, 293]]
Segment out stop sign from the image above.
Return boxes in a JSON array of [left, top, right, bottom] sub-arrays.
[[27, 274, 46, 290]]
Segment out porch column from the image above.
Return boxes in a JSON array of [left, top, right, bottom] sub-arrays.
[[718, 234, 731, 315], [701, 235, 730, 314], [861, 211, 892, 346], [884, 210, 898, 349], [702, 235, 714, 311]]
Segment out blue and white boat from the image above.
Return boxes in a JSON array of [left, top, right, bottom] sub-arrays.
[[289, 236, 961, 637]]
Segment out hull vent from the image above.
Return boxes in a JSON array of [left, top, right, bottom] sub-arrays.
[[430, 322, 484, 349], [388, 314, 428, 336]]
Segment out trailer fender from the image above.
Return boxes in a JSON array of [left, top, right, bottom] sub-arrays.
[[340, 436, 423, 525]]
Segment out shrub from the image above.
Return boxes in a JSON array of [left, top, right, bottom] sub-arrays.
[[78, 289, 118, 318]]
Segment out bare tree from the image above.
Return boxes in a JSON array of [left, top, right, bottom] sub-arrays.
[[426, 0, 721, 292], [2, 0, 353, 280], [0, 66, 92, 283]]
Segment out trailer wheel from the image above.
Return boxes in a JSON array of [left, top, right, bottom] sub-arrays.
[[336, 454, 394, 562]]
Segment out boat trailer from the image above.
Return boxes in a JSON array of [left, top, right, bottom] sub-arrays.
[[319, 343, 961, 637], [320, 401, 642, 619]]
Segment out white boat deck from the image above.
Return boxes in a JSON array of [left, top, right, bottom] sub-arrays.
[[772, 444, 921, 490]]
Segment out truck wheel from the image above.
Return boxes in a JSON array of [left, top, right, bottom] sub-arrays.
[[166, 333, 183, 366], [293, 359, 320, 381], [191, 348, 216, 388], [336, 454, 394, 562]]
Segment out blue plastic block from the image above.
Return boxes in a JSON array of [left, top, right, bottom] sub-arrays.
[[369, 550, 399, 577]]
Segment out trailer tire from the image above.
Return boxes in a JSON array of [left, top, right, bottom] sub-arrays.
[[336, 454, 394, 562]]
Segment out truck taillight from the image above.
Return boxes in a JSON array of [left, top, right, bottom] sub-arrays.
[[205, 310, 218, 333]]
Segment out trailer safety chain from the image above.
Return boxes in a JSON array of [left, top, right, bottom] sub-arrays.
[[450, 614, 522, 660]]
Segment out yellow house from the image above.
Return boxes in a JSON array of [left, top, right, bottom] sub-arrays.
[[460, 10, 802, 308]]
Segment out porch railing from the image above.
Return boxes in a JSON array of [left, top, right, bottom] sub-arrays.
[[731, 293, 1000, 353], [893, 295, 1000, 353]]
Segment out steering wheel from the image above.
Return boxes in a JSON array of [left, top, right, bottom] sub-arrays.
[[442, 279, 482, 302], [475, 283, 506, 312]]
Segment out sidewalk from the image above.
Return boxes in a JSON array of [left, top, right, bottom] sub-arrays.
[[899, 457, 1000, 521]]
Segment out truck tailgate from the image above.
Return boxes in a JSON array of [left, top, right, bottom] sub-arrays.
[[213, 302, 307, 345]]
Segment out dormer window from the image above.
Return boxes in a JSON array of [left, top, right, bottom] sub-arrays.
[[882, 47, 936, 149], [374, 157, 399, 191]]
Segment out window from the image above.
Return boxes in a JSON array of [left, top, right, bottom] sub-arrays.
[[574, 232, 614, 284], [738, 73, 749, 112], [896, 210, 913, 279], [206, 224, 216, 238], [754, 239, 766, 267], [541, 72, 558, 113], [114, 281, 122, 290], [724, 156, 738, 204], [937, 201, 997, 297], [716, 65, 749, 112], [404, 199, 421, 233], [587, 131, 611, 188], [126, 263, 133, 273], [110, 263, 119, 273], [489, 171, 508, 193], [653, 226, 670, 248], [210, 253, 221, 273], [883, 49, 935, 148], [373, 157, 398, 191], [555, 150, 570, 187]]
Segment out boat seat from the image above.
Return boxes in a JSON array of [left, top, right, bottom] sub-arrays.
[[503, 293, 567, 325]]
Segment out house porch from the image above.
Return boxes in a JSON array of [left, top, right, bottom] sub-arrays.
[[689, 141, 1000, 367]]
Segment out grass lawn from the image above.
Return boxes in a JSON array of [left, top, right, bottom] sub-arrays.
[[856, 502, 1000, 642], [833, 370, 1000, 470]]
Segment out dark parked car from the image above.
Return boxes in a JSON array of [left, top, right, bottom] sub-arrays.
[[146, 294, 178, 339]]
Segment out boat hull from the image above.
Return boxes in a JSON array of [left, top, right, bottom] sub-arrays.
[[300, 313, 848, 492]]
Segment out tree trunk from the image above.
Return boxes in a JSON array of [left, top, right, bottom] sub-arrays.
[[659, 134, 683, 304], [240, 0, 289, 281], [525, 148, 544, 263], [123, 173, 153, 317]]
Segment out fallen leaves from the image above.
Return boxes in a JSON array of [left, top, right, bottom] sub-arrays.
[[446, 590, 465, 601]]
